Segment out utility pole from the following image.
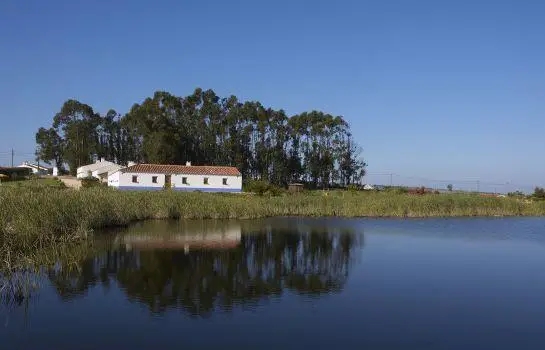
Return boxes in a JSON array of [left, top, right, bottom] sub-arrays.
[[390, 173, 393, 186], [11, 148, 14, 167], [476, 180, 480, 193]]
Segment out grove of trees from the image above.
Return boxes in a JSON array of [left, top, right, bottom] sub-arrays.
[[36, 88, 366, 187]]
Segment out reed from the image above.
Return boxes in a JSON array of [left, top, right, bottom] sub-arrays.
[[2, 187, 545, 254]]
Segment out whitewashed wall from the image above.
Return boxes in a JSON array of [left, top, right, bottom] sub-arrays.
[[76, 170, 91, 179], [108, 171, 242, 192], [171, 174, 242, 191], [107, 171, 121, 187]]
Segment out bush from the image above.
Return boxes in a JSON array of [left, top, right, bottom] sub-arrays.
[[347, 184, 360, 192], [80, 177, 104, 189], [415, 186, 427, 195], [244, 180, 283, 196], [532, 187, 545, 200], [386, 186, 408, 195], [508, 191, 525, 198], [55, 178, 67, 188]]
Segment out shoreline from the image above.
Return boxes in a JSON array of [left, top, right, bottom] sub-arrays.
[[2, 187, 545, 253]]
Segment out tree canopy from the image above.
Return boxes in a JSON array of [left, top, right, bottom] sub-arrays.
[[36, 88, 366, 187]]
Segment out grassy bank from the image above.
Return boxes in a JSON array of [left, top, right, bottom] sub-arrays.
[[0, 177, 66, 189], [2, 186, 545, 251]]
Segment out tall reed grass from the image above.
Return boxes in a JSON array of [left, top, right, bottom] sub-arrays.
[[2, 187, 545, 253]]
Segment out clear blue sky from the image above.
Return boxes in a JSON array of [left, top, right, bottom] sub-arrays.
[[1, 0, 544, 192]]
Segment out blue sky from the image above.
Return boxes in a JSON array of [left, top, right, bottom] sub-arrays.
[[1, 0, 544, 192]]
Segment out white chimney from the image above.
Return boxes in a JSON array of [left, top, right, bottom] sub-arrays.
[[127, 161, 136, 167], [185, 161, 191, 166]]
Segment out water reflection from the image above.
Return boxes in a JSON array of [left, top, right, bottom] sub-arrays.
[[46, 218, 363, 315], [116, 220, 243, 250], [5, 218, 545, 349]]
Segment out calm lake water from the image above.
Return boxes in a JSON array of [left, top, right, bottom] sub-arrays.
[[2, 217, 545, 349]]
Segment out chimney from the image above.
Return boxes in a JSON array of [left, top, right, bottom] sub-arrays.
[[127, 161, 136, 167], [185, 161, 191, 166]]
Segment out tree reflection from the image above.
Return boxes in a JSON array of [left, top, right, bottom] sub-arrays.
[[46, 219, 363, 316]]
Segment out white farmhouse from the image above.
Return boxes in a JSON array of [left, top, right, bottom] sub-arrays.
[[108, 162, 242, 192], [76, 158, 123, 180]]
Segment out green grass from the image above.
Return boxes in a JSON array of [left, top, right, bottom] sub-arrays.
[[0, 177, 66, 189], [1, 187, 545, 255]]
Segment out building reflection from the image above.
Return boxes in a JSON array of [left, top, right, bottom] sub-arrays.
[[116, 220, 242, 250], [46, 218, 364, 316]]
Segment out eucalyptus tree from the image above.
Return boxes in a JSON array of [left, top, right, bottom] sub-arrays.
[[36, 87, 366, 185], [35, 127, 64, 171]]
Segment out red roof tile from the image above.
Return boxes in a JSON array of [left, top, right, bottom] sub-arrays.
[[121, 164, 241, 176]]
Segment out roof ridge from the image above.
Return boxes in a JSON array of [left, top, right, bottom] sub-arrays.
[[122, 163, 241, 176], [132, 163, 237, 168]]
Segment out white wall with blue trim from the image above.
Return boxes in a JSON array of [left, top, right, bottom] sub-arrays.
[[108, 171, 242, 192]]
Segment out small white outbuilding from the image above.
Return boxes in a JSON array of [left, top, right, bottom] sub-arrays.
[[76, 158, 123, 180], [108, 163, 242, 192]]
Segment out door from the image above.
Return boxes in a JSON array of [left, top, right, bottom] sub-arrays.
[[165, 174, 171, 188]]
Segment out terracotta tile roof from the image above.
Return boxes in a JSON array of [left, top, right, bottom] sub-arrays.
[[121, 163, 241, 176]]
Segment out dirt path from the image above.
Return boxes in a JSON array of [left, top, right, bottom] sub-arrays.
[[58, 176, 82, 189]]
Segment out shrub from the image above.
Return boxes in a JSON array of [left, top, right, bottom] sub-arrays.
[[508, 191, 525, 198], [347, 184, 359, 192], [532, 187, 545, 200], [244, 180, 283, 196], [416, 186, 427, 195], [389, 187, 408, 195], [80, 177, 104, 188]]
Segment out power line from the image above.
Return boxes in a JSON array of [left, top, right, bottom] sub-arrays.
[[365, 172, 535, 193]]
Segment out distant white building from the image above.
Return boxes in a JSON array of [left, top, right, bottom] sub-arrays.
[[76, 158, 123, 181], [363, 184, 375, 190], [17, 161, 52, 175], [108, 162, 242, 192]]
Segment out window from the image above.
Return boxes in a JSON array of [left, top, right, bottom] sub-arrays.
[[203, 177, 209, 185], [182, 177, 188, 185], [223, 178, 228, 185], [152, 176, 158, 184], [132, 175, 138, 183]]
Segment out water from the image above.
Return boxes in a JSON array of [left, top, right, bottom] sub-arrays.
[[2, 217, 545, 349]]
